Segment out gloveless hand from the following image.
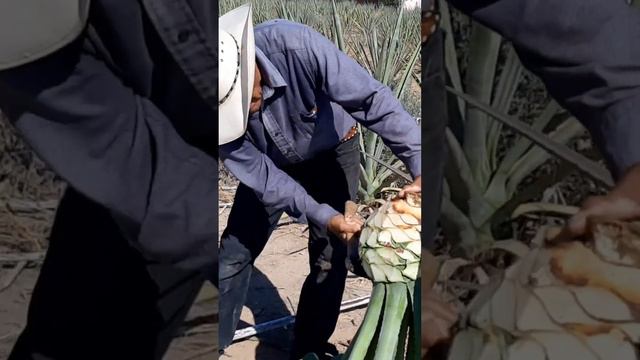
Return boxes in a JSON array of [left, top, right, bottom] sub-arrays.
[[552, 164, 640, 242], [398, 175, 421, 199], [328, 213, 364, 242]]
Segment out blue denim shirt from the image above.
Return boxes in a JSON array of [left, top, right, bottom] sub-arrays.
[[220, 20, 421, 228]]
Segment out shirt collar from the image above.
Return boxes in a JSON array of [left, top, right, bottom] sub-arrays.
[[255, 47, 287, 100]]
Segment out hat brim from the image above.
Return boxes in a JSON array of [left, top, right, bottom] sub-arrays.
[[219, 4, 255, 145]]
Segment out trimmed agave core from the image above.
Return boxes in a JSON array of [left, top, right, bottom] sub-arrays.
[[359, 196, 422, 283]]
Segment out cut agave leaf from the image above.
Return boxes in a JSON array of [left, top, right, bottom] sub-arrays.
[[571, 286, 636, 322], [366, 229, 381, 248], [399, 214, 419, 226], [395, 248, 418, 262], [402, 262, 419, 280], [533, 286, 603, 326], [405, 241, 421, 257], [619, 323, 640, 343], [364, 249, 386, 265], [446, 329, 486, 360], [378, 230, 393, 246], [470, 278, 517, 331], [387, 228, 413, 243], [380, 264, 405, 283], [585, 332, 637, 360], [515, 286, 563, 332], [369, 264, 388, 283], [506, 339, 546, 360], [404, 228, 420, 241], [359, 227, 371, 245], [530, 332, 598, 360], [377, 247, 404, 266]]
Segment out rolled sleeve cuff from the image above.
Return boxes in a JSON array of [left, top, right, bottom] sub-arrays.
[[405, 154, 422, 179], [596, 93, 640, 180], [308, 202, 340, 229]]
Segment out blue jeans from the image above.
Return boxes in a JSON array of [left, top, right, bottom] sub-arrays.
[[218, 135, 361, 359]]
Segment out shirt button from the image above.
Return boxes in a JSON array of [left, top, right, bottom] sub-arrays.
[[177, 30, 191, 43]]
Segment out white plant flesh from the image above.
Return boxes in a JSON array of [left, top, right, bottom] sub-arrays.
[[359, 197, 422, 283]]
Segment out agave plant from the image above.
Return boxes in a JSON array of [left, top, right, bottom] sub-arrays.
[[445, 221, 640, 360], [221, 0, 421, 202], [329, 0, 421, 202], [438, 1, 614, 257], [343, 193, 422, 359]]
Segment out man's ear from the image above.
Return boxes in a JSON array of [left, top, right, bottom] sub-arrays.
[[0, 0, 91, 70]]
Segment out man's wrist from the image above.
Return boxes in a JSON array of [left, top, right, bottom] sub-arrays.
[[421, 249, 440, 289], [611, 163, 640, 204]]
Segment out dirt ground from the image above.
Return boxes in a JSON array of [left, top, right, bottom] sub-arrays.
[[0, 248, 220, 360], [0, 189, 370, 360], [218, 189, 371, 359]]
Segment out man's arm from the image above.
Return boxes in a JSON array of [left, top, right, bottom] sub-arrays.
[[302, 26, 422, 179], [449, 0, 640, 179], [220, 138, 341, 229], [0, 38, 218, 273]]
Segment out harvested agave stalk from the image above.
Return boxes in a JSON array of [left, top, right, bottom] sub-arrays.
[[342, 194, 422, 360]]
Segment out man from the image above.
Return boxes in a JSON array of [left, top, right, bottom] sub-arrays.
[[421, 0, 640, 355], [217, 5, 422, 359], [0, 1, 220, 359]]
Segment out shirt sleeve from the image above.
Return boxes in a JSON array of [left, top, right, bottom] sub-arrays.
[[220, 137, 339, 228], [449, 0, 640, 179], [302, 26, 422, 178], [0, 38, 218, 273]]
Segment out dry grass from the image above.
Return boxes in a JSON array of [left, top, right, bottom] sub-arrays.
[[0, 115, 63, 252]]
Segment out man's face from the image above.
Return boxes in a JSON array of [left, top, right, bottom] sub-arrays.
[[249, 63, 262, 114]]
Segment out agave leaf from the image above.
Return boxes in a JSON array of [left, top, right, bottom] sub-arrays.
[[366, 228, 380, 248], [585, 333, 637, 360], [394, 42, 421, 100], [402, 262, 419, 280], [487, 45, 522, 170], [439, 0, 466, 119], [571, 287, 637, 322], [462, 23, 502, 190], [491, 239, 531, 258], [511, 202, 580, 220], [515, 287, 563, 332], [506, 339, 546, 360], [533, 286, 603, 326], [405, 241, 421, 257], [470, 275, 517, 331], [331, 0, 345, 52], [498, 100, 561, 175], [377, 247, 404, 266], [446, 328, 486, 360], [380, 265, 405, 283], [476, 339, 501, 360], [444, 128, 479, 213], [447, 86, 614, 187], [440, 196, 478, 254], [506, 117, 586, 196], [530, 332, 598, 360]]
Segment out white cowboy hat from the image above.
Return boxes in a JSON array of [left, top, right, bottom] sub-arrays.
[[219, 4, 255, 145]]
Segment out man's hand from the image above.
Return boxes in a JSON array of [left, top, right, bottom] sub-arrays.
[[328, 214, 363, 242], [552, 165, 640, 242], [398, 175, 421, 199], [421, 250, 459, 357], [422, 288, 458, 356]]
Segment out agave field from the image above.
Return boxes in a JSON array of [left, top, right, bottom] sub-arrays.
[[221, 0, 421, 202]]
